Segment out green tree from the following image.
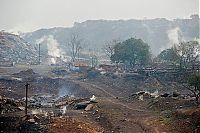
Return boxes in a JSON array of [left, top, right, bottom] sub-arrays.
[[158, 41, 199, 70], [111, 38, 151, 68], [158, 47, 179, 62], [176, 41, 199, 70], [188, 72, 200, 103]]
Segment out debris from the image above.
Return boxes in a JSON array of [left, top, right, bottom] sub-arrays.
[[28, 118, 36, 123], [90, 95, 96, 102], [85, 104, 93, 111], [33, 115, 40, 121], [75, 101, 90, 110], [137, 91, 146, 95], [0, 96, 24, 114], [139, 95, 144, 101], [18, 106, 25, 111], [161, 93, 170, 97], [172, 92, 180, 97], [150, 90, 159, 98], [62, 106, 67, 114]]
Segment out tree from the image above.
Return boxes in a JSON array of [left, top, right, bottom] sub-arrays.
[[158, 41, 199, 70], [188, 72, 200, 103], [158, 47, 179, 62], [176, 41, 199, 70], [103, 39, 120, 59], [111, 38, 151, 68], [68, 32, 83, 63]]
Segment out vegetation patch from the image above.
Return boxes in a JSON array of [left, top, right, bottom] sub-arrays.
[[159, 115, 174, 125]]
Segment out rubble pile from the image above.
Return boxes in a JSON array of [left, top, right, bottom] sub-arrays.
[[27, 94, 57, 108], [0, 32, 38, 65], [55, 95, 97, 111], [0, 94, 99, 132], [12, 69, 40, 81], [0, 96, 25, 114], [13, 69, 37, 77]]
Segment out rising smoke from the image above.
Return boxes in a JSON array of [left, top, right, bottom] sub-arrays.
[[166, 27, 184, 48], [158, 27, 184, 51], [35, 35, 65, 64]]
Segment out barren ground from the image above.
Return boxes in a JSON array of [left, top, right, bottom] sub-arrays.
[[0, 66, 199, 133]]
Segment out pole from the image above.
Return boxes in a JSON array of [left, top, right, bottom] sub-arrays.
[[91, 57, 94, 67], [39, 43, 41, 64], [25, 83, 30, 115]]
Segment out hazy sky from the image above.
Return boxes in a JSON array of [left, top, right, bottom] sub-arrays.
[[0, 0, 199, 32]]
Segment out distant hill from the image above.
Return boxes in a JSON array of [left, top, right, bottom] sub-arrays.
[[22, 15, 199, 56], [0, 32, 38, 64]]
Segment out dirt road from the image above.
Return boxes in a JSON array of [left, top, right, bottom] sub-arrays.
[[73, 80, 159, 133]]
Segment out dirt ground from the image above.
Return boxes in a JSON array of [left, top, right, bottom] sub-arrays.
[[0, 66, 200, 133]]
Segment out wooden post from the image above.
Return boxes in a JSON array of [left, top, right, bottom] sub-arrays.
[[38, 43, 41, 64], [25, 83, 30, 115]]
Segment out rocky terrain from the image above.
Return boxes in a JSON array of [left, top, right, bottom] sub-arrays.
[[0, 67, 199, 133], [0, 32, 38, 65]]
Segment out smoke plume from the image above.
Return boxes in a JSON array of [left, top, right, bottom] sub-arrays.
[[167, 27, 184, 48], [35, 35, 64, 64]]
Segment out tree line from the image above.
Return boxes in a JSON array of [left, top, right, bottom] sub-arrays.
[[104, 37, 199, 103], [104, 38, 199, 70]]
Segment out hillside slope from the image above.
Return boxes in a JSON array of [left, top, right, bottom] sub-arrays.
[[0, 32, 38, 65], [22, 15, 199, 55]]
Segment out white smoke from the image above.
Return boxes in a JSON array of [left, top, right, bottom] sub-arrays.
[[51, 58, 56, 64], [58, 86, 71, 97], [35, 35, 65, 64], [194, 38, 200, 61], [46, 35, 62, 64], [160, 27, 184, 51], [168, 27, 181, 45]]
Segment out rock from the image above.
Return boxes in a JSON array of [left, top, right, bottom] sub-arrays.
[[139, 95, 143, 101], [172, 92, 180, 97], [18, 106, 25, 111], [160, 93, 170, 97], [143, 93, 152, 99], [137, 91, 146, 95], [90, 95, 96, 102], [33, 115, 40, 121], [28, 119, 36, 123], [85, 104, 93, 111]]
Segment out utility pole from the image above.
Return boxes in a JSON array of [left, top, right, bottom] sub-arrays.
[[25, 83, 30, 115], [38, 43, 41, 65]]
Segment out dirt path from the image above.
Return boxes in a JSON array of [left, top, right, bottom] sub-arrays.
[[75, 80, 152, 112], [74, 80, 159, 133]]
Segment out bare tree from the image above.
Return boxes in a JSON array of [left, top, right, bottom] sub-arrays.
[[103, 39, 120, 58], [176, 41, 199, 70], [68, 32, 83, 63]]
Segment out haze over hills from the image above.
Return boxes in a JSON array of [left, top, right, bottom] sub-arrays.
[[22, 15, 199, 56]]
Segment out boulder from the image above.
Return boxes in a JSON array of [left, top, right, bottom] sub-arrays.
[[160, 93, 170, 97], [172, 92, 180, 97], [84, 104, 93, 111]]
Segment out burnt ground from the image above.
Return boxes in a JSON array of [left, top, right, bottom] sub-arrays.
[[0, 67, 200, 133]]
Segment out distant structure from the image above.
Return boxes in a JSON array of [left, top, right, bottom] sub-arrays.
[[38, 43, 41, 64]]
